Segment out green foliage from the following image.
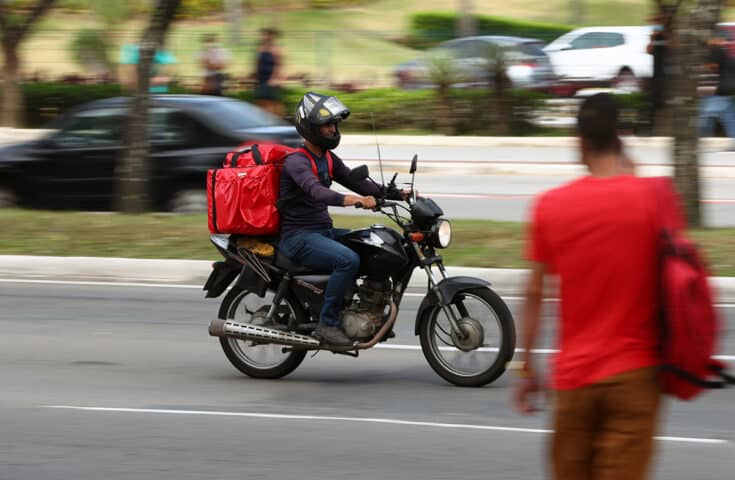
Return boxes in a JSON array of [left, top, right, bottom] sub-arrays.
[[178, 0, 224, 18], [16, 81, 649, 135], [70, 28, 113, 72], [87, 0, 132, 26], [21, 83, 123, 127], [409, 12, 574, 48], [426, 49, 464, 88]]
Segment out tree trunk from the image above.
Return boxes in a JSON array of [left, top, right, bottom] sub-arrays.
[[668, 0, 723, 228], [457, 0, 476, 37], [1, 43, 22, 127], [116, 0, 181, 213], [569, 0, 584, 25], [0, 0, 57, 127]]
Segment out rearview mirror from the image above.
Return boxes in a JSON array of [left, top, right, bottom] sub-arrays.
[[348, 164, 369, 183], [410, 154, 418, 174]]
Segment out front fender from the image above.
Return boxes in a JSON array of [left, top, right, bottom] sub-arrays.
[[413, 276, 490, 335]]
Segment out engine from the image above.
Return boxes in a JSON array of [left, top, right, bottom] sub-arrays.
[[341, 280, 390, 340]]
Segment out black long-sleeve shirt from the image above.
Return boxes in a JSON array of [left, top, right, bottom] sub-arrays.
[[279, 150, 381, 235]]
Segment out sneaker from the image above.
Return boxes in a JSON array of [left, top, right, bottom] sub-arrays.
[[313, 324, 354, 347]]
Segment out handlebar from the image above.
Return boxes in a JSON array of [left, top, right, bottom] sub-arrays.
[[354, 198, 400, 210]]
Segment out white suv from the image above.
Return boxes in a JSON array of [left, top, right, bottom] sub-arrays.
[[543, 26, 654, 93]]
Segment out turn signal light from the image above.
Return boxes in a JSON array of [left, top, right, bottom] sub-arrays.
[[410, 232, 425, 242]]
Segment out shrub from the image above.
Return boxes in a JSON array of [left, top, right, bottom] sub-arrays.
[[409, 12, 574, 48], [16, 82, 648, 135], [21, 83, 123, 127]]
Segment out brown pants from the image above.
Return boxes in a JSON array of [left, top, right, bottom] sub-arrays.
[[551, 367, 662, 480]]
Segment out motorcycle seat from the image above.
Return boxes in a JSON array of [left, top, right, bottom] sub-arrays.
[[272, 251, 328, 275]]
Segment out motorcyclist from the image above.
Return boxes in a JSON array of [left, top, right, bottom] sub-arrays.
[[278, 92, 380, 346]]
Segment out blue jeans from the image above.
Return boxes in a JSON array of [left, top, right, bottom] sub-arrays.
[[699, 95, 735, 138], [278, 228, 359, 327]]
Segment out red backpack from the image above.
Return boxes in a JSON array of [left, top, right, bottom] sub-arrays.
[[207, 143, 333, 235], [648, 177, 733, 400]]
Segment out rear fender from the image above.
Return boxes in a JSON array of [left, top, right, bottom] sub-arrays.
[[203, 261, 240, 298], [413, 276, 490, 335]]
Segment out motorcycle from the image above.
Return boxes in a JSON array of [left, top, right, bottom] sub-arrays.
[[204, 155, 516, 387]]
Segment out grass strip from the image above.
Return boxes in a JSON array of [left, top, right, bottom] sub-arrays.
[[1, 209, 734, 276]]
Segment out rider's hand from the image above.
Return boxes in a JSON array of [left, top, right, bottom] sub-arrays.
[[361, 195, 377, 209], [343, 195, 376, 209]]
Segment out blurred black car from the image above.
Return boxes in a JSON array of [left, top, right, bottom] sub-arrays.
[[394, 36, 556, 91], [0, 95, 301, 212]]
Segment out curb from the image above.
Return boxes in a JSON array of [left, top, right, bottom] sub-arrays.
[[2, 255, 734, 303]]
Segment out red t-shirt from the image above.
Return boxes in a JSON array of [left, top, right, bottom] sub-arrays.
[[527, 175, 677, 390]]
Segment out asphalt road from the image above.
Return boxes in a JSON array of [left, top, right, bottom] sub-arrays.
[[331, 144, 735, 227], [2, 280, 734, 479], [331, 173, 735, 227]]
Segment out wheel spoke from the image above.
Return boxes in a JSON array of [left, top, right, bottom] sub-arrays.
[[425, 292, 508, 379]]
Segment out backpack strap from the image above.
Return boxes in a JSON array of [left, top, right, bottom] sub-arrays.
[[227, 144, 260, 168], [276, 148, 332, 210], [298, 147, 333, 179]]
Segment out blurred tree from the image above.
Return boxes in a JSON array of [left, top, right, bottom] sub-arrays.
[[569, 0, 584, 25], [427, 49, 459, 135], [70, 1, 135, 79], [487, 43, 510, 136], [457, 0, 476, 38], [70, 28, 113, 75], [0, 0, 57, 127], [658, 0, 724, 227], [116, 0, 182, 213]]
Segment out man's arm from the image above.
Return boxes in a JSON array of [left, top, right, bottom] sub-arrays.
[[513, 264, 546, 415], [332, 154, 382, 197]]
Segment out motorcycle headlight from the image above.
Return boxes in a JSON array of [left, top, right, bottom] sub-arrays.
[[431, 219, 452, 248]]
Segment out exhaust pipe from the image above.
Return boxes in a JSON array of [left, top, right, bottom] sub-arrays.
[[209, 319, 321, 348]]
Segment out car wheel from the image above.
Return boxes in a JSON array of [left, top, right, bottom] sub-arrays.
[[613, 68, 640, 93], [0, 186, 19, 208], [169, 188, 207, 214]]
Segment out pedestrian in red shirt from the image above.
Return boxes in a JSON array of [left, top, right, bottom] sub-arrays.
[[514, 93, 667, 480]]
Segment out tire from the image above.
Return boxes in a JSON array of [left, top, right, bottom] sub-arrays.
[[613, 68, 640, 93], [169, 188, 207, 213], [419, 287, 516, 387], [218, 285, 307, 379], [0, 186, 19, 208]]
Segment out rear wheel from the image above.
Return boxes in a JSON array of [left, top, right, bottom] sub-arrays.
[[613, 68, 640, 93], [419, 287, 515, 387], [0, 186, 19, 208], [218, 285, 307, 379]]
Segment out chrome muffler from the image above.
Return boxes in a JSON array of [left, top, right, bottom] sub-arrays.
[[209, 319, 321, 348]]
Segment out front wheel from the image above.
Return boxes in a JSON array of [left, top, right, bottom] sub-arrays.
[[218, 285, 307, 379], [419, 287, 516, 387]]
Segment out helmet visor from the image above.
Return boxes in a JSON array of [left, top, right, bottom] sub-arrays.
[[309, 96, 350, 125]]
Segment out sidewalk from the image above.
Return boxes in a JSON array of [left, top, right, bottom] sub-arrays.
[[2, 255, 734, 303]]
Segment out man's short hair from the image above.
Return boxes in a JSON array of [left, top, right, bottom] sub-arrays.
[[577, 93, 621, 154]]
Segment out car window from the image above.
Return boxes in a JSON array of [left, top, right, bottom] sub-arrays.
[[149, 108, 200, 145], [570, 32, 625, 50], [442, 39, 489, 58], [205, 99, 287, 131], [55, 107, 126, 147]]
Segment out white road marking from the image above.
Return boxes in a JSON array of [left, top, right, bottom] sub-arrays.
[[0, 278, 203, 289], [373, 344, 735, 361], [43, 405, 729, 445]]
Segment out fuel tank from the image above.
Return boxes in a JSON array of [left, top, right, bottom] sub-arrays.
[[340, 225, 408, 280]]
